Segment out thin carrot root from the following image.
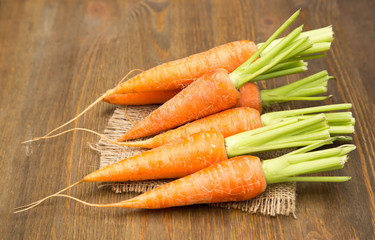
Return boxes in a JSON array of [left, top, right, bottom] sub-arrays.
[[22, 128, 124, 147], [15, 194, 110, 212], [41, 194, 115, 208], [23, 69, 143, 144], [124, 106, 137, 126], [14, 180, 83, 213]]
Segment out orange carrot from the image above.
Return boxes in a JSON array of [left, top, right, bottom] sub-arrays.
[[87, 131, 227, 182], [118, 68, 239, 141], [102, 83, 259, 110], [111, 41, 257, 94], [123, 107, 261, 148], [103, 156, 267, 208], [103, 90, 181, 105]]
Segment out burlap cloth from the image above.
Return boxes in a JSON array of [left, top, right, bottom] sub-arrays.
[[95, 106, 296, 217]]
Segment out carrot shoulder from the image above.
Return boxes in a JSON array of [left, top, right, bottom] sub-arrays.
[[118, 68, 239, 141]]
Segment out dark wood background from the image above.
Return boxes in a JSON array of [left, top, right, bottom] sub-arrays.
[[1, 0, 374, 239]]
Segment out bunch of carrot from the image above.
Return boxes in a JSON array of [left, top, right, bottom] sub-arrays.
[[16, 9, 357, 213]]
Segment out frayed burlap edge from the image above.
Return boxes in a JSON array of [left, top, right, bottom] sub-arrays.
[[95, 106, 296, 217]]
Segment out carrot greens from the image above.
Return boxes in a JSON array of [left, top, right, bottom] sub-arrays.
[[229, 10, 334, 88], [259, 70, 332, 107], [262, 142, 355, 184], [261, 103, 355, 135]]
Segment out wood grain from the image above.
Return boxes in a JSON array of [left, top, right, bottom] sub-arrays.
[[1, 0, 374, 239]]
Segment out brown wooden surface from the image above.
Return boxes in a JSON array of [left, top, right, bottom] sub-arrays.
[[1, 0, 374, 239]]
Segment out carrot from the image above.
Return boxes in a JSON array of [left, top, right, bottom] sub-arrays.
[[118, 68, 240, 141], [116, 11, 335, 141], [123, 107, 262, 148], [111, 40, 257, 94], [85, 131, 227, 182], [103, 90, 181, 105], [15, 141, 355, 212]]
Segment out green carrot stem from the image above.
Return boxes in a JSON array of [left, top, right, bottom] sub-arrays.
[[260, 105, 355, 136], [261, 103, 352, 126], [261, 143, 355, 184], [225, 119, 298, 145], [258, 26, 333, 55], [284, 145, 356, 164], [230, 12, 333, 88], [282, 137, 338, 156], [263, 96, 330, 102], [274, 176, 350, 183], [287, 54, 327, 61], [225, 114, 330, 157], [300, 25, 333, 43], [268, 130, 330, 145], [230, 24, 306, 87], [259, 71, 331, 107], [237, 26, 304, 77], [234, 36, 312, 88], [262, 70, 328, 94], [335, 136, 353, 142], [232, 9, 301, 77], [329, 125, 355, 135], [240, 140, 329, 154], [278, 156, 347, 176], [252, 65, 308, 81], [263, 60, 307, 73], [269, 112, 354, 126], [299, 42, 331, 55]]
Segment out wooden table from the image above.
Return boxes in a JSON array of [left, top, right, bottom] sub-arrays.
[[2, 0, 374, 239]]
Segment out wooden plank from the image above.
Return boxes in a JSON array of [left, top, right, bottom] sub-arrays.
[[1, 0, 374, 239]]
